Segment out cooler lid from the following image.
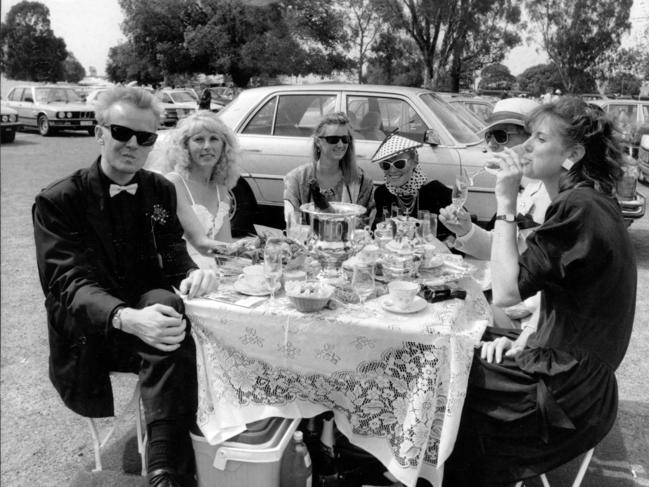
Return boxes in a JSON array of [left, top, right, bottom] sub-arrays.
[[225, 417, 286, 446]]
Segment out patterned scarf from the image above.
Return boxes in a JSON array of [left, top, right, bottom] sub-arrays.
[[384, 164, 429, 196]]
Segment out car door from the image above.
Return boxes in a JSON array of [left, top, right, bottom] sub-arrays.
[[7, 88, 33, 128], [237, 91, 339, 207]]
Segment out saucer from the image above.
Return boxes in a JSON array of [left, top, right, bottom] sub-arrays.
[[380, 295, 427, 314], [420, 256, 444, 270], [233, 280, 278, 296]]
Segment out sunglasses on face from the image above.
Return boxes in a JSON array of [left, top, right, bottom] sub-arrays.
[[319, 135, 350, 145], [378, 158, 409, 171], [484, 129, 521, 145], [103, 124, 158, 147]]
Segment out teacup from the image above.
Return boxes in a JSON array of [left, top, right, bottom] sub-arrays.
[[387, 280, 420, 310], [239, 264, 266, 291]]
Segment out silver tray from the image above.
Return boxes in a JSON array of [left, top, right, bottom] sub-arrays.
[[300, 202, 366, 219]]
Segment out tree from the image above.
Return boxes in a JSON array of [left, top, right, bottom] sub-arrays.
[[516, 63, 565, 97], [478, 63, 516, 91], [61, 52, 85, 83], [373, 0, 522, 90], [340, 0, 383, 83], [1, 1, 68, 81], [365, 31, 422, 86], [607, 72, 642, 97], [526, 0, 633, 94]]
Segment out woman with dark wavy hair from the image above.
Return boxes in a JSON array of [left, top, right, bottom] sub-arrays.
[[283, 112, 374, 225], [443, 97, 636, 486]]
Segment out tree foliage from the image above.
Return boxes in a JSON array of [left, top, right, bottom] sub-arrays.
[[372, 0, 522, 90], [526, 0, 633, 94], [478, 63, 516, 91], [516, 63, 565, 97], [365, 31, 422, 86], [340, 0, 383, 83], [1, 1, 68, 81], [62, 52, 86, 83], [108, 0, 351, 87]]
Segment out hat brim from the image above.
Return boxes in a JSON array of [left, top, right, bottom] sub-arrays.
[[372, 147, 417, 164], [478, 116, 527, 135]]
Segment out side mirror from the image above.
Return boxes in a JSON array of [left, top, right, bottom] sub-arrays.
[[424, 129, 441, 146]]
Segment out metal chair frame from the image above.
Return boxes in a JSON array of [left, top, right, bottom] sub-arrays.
[[86, 374, 147, 476], [514, 448, 595, 487]]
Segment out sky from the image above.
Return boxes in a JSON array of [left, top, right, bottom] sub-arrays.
[[1, 0, 644, 79]]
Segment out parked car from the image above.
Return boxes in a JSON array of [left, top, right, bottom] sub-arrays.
[[155, 89, 198, 127], [439, 93, 494, 125], [1, 98, 20, 143], [640, 134, 649, 184], [5, 85, 96, 136], [590, 98, 649, 161], [216, 83, 500, 226]]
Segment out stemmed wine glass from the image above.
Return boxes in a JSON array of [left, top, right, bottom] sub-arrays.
[[263, 241, 283, 303], [452, 170, 470, 209], [351, 264, 375, 306]]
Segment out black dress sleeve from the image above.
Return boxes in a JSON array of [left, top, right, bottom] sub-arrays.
[[518, 191, 610, 301]]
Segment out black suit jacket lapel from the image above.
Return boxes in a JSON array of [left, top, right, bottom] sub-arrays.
[[84, 158, 118, 270]]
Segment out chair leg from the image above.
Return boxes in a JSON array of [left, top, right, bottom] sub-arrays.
[[540, 474, 551, 487], [134, 384, 147, 476], [86, 418, 103, 472], [572, 448, 594, 487]]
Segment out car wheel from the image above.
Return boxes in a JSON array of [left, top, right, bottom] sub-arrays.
[[228, 177, 259, 238], [38, 115, 53, 136], [1, 129, 16, 143]]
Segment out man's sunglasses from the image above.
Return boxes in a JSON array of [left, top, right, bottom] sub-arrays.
[[484, 129, 521, 145], [319, 135, 350, 144], [378, 158, 408, 171], [103, 124, 158, 147]]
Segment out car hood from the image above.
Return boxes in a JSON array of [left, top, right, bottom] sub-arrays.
[[38, 102, 91, 111], [0, 102, 18, 115]]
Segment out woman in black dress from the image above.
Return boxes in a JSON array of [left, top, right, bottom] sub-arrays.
[[443, 97, 637, 486], [371, 134, 453, 240]]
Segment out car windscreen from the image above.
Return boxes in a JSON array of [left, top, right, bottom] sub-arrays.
[[35, 88, 84, 104], [419, 93, 481, 145], [169, 92, 197, 103]]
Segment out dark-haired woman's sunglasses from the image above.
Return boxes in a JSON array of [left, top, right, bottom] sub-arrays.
[[103, 124, 158, 147], [378, 158, 408, 170], [319, 135, 350, 144], [484, 129, 520, 145]]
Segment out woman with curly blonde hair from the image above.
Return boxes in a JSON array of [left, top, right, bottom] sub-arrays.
[[146, 111, 241, 268]]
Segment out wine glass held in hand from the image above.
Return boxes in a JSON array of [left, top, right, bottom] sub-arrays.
[[452, 172, 470, 209]]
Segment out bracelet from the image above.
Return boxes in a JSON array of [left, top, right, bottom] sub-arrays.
[[112, 307, 124, 331]]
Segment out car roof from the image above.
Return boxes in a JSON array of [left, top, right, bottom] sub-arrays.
[[237, 83, 434, 96]]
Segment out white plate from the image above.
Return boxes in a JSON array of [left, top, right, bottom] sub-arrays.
[[380, 295, 428, 314], [420, 256, 444, 270], [233, 280, 279, 296]]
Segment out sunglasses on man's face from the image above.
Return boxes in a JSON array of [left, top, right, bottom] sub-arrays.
[[319, 135, 350, 145], [378, 158, 409, 171], [484, 129, 521, 145], [103, 124, 158, 147]]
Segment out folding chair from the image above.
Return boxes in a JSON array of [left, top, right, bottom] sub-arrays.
[[514, 448, 595, 487], [86, 373, 147, 476]]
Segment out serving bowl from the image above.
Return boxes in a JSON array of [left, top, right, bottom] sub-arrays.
[[285, 281, 334, 313]]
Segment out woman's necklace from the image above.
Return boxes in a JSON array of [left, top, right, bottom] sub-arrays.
[[395, 193, 417, 216]]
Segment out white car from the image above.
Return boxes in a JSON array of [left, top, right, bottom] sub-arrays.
[[216, 83, 496, 226], [155, 89, 198, 127], [1, 99, 20, 143], [5, 85, 96, 136]]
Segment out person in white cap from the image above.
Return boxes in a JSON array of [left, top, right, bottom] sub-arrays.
[[439, 97, 548, 331], [370, 132, 453, 240]]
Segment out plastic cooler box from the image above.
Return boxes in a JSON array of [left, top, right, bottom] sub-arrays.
[[190, 417, 300, 487]]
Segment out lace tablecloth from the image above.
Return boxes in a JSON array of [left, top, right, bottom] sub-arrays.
[[185, 276, 491, 487]]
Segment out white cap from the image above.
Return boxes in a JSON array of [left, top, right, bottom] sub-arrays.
[[371, 133, 422, 163], [480, 97, 540, 134]]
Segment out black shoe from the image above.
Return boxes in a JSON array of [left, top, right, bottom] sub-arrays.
[[148, 468, 181, 487]]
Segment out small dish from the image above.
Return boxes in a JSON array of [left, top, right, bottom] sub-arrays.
[[380, 295, 427, 314], [233, 280, 278, 296]]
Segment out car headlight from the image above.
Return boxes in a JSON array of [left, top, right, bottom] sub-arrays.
[[66, 112, 72, 118], [1, 115, 7, 123], [57, 111, 65, 119]]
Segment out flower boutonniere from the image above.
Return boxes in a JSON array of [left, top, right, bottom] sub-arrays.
[[149, 204, 170, 268]]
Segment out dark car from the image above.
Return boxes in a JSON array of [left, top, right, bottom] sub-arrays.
[[1, 99, 20, 143]]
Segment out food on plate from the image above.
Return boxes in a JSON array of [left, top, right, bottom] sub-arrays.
[[285, 280, 333, 299]]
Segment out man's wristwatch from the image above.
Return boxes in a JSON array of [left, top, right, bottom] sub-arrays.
[[112, 307, 124, 331], [495, 213, 516, 223]]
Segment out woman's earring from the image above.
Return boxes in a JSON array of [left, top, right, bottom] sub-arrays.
[[561, 158, 574, 170]]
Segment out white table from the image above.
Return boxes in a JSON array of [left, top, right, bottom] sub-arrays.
[[185, 275, 491, 487]]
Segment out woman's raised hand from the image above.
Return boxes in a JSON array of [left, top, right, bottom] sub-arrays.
[[491, 147, 524, 207], [439, 204, 472, 237]]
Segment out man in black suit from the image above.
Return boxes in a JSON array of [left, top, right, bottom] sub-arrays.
[[33, 87, 218, 487]]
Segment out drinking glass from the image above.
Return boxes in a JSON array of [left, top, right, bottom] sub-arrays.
[[452, 171, 470, 209], [263, 241, 283, 302], [351, 264, 375, 306], [374, 221, 394, 249]]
